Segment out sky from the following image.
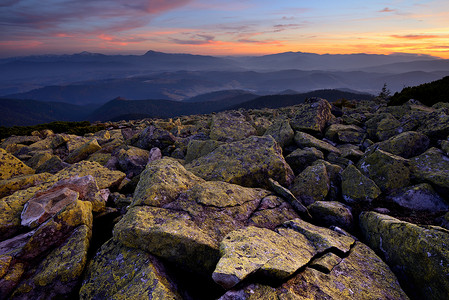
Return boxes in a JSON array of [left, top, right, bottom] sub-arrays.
[[1, 0, 449, 58]]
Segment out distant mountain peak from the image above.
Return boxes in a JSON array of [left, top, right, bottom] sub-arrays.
[[113, 96, 128, 101]]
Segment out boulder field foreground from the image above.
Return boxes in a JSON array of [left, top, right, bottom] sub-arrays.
[[0, 97, 448, 299]]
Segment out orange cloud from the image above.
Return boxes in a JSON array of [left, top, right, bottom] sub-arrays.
[[391, 34, 440, 39]]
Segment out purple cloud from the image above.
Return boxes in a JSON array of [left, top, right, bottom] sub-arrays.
[[0, 0, 193, 38]]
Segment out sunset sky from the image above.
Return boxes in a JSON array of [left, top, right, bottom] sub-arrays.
[[1, 0, 449, 58]]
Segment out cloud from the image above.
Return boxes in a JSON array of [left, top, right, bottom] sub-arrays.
[[171, 34, 215, 45], [379, 7, 395, 13], [391, 34, 440, 39], [272, 23, 305, 32], [0, 0, 193, 38]]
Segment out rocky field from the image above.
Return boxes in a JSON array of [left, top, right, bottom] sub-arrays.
[[0, 97, 448, 299]]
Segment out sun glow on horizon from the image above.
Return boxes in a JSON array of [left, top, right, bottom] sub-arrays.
[[0, 0, 448, 59]]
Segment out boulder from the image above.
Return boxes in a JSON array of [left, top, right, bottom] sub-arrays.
[[285, 147, 324, 174], [441, 140, 449, 156], [0, 183, 56, 241], [377, 131, 430, 158], [246, 195, 301, 230], [264, 119, 294, 147], [0, 173, 52, 199], [35, 155, 67, 174], [417, 109, 449, 140], [290, 162, 330, 206], [338, 144, 364, 162], [187, 135, 294, 189], [21, 187, 79, 228], [116, 146, 149, 178], [10, 224, 91, 299], [0, 136, 40, 150], [18, 200, 92, 262], [308, 201, 353, 231], [113, 206, 219, 275], [184, 139, 222, 163], [210, 111, 257, 142], [325, 124, 365, 144], [132, 125, 176, 151], [294, 132, 341, 155], [410, 147, 449, 194], [212, 226, 316, 289], [25, 152, 53, 170], [357, 148, 410, 192], [219, 242, 408, 300], [268, 178, 310, 218], [213, 218, 355, 290], [0, 149, 34, 180], [65, 139, 101, 164], [290, 98, 333, 133], [360, 211, 449, 300], [55, 161, 125, 190], [385, 183, 449, 212], [79, 239, 182, 299], [366, 113, 403, 141], [132, 158, 204, 207], [341, 164, 381, 204]]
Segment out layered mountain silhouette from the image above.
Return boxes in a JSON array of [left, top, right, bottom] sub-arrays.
[[0, 89, 373, 126]]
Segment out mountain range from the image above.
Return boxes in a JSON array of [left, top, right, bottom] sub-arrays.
[[1, 51, 448, 99], [0, 89, 373, 127], [1, 50, 449, 127]]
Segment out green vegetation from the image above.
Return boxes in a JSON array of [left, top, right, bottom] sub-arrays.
[[388, 76, 449, 106], [0, 121, 106, 139]]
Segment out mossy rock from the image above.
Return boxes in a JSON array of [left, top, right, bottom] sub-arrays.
[[0, 173, 52, 199], [11, 224, 91, 299], [341, 164, 381, 204], [210, 111, 257, 142], [377, 131, 430, 158], [247, 195, 300, 230], [442, 140, 449, 156], [212, 226, 316, 289], [0, 136, 40, 150], [417, 109, 449, 140], [357, 148, 410, 192], [184, 139, 223, 163], [410, 147, 449, 194], [167, 180, 270, 243], [25, 152, 53, 170], [294, 132, 341, 155], [18, 200, 93, 261], [80, 239, 182, 300], [385, 183, 449, 212], [285, 147, 324, 174], [264, 119, 294, 147], [113, 206, 219, 275], [65, 138, 101, 164], [132, 125, 176, 150], [308, 201, 353, 231], [290, 98, 333, 133], [252, 242, 408, 299], [86, 152, 112, 166], [290, 162, 330, 206], [365, 113, 403, 141], [186, 135, 294, 189], [55, 161, 125, 190], [117, 145, 149, 177], [360, 211, 449, 300], [325, 124, 365, 144], [35, 155, 67, 174], [0, 181, 56, 241], [0, 149, 35, 180], [132, 157, 204, 207]]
